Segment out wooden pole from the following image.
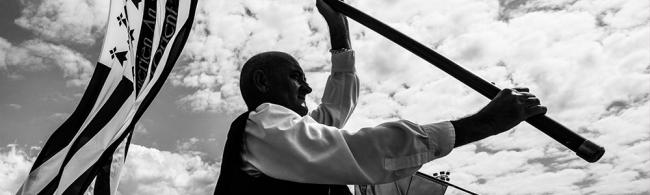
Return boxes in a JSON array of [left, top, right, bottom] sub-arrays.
[[324, 0, 604, 162]]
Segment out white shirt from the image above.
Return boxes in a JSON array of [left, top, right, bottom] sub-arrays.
[[241, 50, 456, 185]]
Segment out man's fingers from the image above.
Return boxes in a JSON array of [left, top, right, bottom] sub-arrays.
[[513, 87, 530, 92], [498, 88, 515, 98], [526, 105, 547, 117], [316, 0, 332, 12], [525, 97, 541, 105], [516, 91, 536, 98], [509, 88, 532, 97]]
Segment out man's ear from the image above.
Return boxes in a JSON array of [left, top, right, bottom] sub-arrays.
[[252, 69, 268, 93]]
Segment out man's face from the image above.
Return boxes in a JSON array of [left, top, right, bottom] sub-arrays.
[[266, 61, 312, 116]]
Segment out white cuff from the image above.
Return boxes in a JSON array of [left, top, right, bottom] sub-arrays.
[[331, 49, 355, 73]]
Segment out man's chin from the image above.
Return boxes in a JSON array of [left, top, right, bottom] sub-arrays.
[[296, 103, 308, 116]]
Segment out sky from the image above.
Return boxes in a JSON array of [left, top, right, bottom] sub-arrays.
[[1, 0, 649, 194]]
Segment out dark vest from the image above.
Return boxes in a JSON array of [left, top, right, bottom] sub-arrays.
[[214, 112, 352, 195]]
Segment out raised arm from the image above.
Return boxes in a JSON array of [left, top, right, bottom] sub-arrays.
[[309, 0, 359, 128]]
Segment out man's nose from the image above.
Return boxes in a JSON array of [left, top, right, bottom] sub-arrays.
[[300, 83, 312, 94]]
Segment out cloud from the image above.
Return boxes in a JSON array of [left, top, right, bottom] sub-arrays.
[[0, 37, 94, 87], [176, 88, 242, 113], [175, 137, 200, 152], [593, 0, 650, 29], [0, 38, 12, 70], [6, 104, 22, 110], [116, 145, 220, 195], [0, 144, 220, 195], [0, 145, 33, 195], [134, 122, 149, 135], [173, 137, 223, 163], [14, 0, 109, 45], [45, 112, 70, 123]]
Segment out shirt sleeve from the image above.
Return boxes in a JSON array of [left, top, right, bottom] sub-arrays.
[[243, 103, 456, 185], [309, 50, 359, 128]]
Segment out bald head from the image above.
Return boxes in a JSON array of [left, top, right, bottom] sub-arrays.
[[240, 51, 311, 115]]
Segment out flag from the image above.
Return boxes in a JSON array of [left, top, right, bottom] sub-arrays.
[[354, 172, 477, 195], [16, 0, 198, 194]]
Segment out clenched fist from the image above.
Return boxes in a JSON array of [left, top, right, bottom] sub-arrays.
[[476, 87, 547, 134], [452, 87, 547, 147]]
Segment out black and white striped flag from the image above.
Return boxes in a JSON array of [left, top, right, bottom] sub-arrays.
[[16, 0, 197, 194]]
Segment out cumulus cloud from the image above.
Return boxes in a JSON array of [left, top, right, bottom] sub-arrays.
[[14, 0, 109, 45], [117, 145, 220, 195], [0, 145, 34, 195], [0, 38, 12, 70], [176, 88, 241, 113], [134, 122, 149, 135], [0, 144, 220, 195], [175, 137, 200, 153], [0, 37, 94, 87]]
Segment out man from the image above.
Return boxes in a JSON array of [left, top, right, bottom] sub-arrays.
[[214, 0, 547, 194]]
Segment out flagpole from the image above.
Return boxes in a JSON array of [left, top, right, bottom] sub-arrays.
[[415, 172, 478, 195], [324, 0, 604, 163]]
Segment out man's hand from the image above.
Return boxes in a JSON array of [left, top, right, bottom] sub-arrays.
[[316, 0, 351, 50], [452, 88, 547, 147], [476, 87, 547, 134], [316, 0, 345, 24]]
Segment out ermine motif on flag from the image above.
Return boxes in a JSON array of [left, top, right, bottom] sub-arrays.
[[109, 47, 128, 66], [131, 0, 142, 9], [117, 14, 128, 27], [129, 29, 135, 43]]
